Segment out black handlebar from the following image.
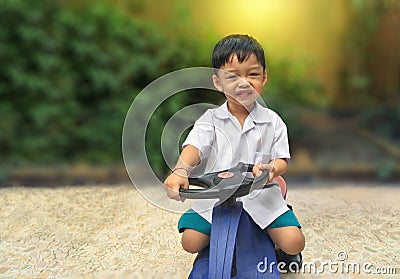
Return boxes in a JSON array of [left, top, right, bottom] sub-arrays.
[[179, 162, 276, 200]]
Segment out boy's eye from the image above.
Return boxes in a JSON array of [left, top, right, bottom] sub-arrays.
[[250, 72, 260, 76], [227, 75, 238, 79]]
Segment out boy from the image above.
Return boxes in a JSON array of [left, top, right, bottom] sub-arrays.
[[164, 34, 304, 266]]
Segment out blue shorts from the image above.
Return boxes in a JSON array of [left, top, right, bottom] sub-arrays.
[[178, 207, 301, 236]]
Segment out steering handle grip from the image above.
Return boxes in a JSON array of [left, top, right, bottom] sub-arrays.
[[179, 162, 271, 199]]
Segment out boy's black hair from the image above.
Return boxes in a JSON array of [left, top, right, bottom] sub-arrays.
[[212, 34, 266, 71]]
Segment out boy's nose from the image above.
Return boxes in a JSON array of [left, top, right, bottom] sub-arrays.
[[237, 76, 251, 88]]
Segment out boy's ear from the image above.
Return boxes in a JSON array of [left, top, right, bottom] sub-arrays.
[[262, 70, 268, 86], [212, 74, 223, 91]]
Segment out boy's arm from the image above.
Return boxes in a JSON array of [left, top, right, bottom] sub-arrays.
[[164, 145, 201, 201], [253, 158, 288, 183]]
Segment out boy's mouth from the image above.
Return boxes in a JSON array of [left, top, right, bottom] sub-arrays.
[[235, 90, 254, 98]]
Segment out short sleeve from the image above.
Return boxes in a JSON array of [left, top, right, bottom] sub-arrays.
[[272, 118, 291, 162], [182, 110, 215, 160]]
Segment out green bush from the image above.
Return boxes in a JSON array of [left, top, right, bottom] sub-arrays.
[[360, 104, 400, 145], [0, 0, 196, 168], [264, 57, 325, 139], [0, 0, 330, 176]]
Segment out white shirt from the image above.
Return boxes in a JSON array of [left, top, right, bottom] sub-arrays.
[[183, 101, 290, 229]]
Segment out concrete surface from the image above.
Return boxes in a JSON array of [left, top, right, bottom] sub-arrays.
[[0, 182, 399, 278]]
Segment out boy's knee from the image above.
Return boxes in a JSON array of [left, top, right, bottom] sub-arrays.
[[181, 240, 202, 254], [267, 227, 305, 255], [181, 229, 210, 254], [279, 235, 305, 255]]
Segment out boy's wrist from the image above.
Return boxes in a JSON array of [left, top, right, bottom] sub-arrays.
[[171, 167, 190, 177]]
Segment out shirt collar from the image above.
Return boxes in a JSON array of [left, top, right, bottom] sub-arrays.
[[213, 101, 272, 123]]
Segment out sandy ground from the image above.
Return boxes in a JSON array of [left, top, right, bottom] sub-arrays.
[[0, 182, 399, 278]]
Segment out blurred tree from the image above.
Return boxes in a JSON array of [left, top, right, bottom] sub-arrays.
[[5, 0, 396, 179], [336, 0, 400, 110], [0, 0, 200, 170], [367, 1, 400, 107]]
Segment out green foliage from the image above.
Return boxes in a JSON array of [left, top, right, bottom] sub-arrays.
[[1, 0, 358, 176], [376, 159, 397, 181], [337, 0, 398, 109], [0, 0, 195, 168], [266, 58, 326, 108], [263, 57, 325, 138], [360, 104, 400, 145]]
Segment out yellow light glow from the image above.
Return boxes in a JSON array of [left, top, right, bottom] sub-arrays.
[[190, 0, 350, 96], [207, 0, 284, 41]]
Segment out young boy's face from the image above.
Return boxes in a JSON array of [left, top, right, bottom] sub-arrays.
[[213, 54, 267, 110]]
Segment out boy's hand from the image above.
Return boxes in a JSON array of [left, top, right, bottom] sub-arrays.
[[164, 170, 189, 202], [164, 145, 201, 201], [253, 163, 274, 183]]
